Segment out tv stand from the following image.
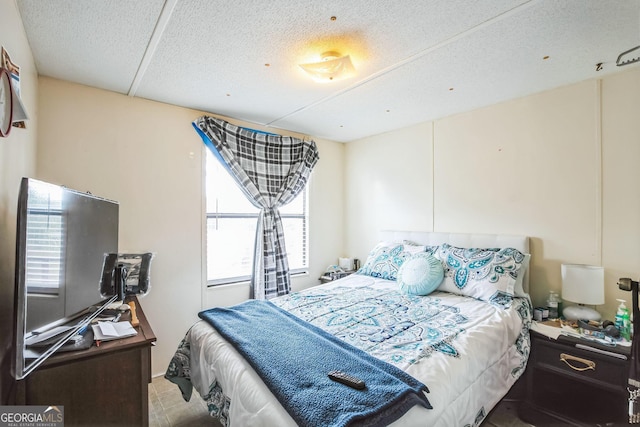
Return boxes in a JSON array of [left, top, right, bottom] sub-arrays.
[[14, 296, 156, 426]]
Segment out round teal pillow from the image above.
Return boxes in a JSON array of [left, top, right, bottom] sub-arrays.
[[397, 252, 444, 296]]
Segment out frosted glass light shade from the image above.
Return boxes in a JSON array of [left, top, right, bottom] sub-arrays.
[[561, 264, 605, 320], [299, 52, 355, 83]]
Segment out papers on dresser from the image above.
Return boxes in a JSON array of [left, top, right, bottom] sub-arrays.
[[92, 321, 137, 342], [530, 320, 565, 339]]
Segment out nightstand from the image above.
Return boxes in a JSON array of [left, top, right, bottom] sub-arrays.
[[519, 329, 630, 425], [319, 270, 355, 284]]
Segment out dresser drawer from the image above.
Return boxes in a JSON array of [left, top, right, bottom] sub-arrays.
[[532, 338, 628, 392], [532, 337, 628, 392], [524, 329, 631, 425]]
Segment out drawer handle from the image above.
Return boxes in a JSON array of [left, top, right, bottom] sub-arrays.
[[560, 353, 596, 371]]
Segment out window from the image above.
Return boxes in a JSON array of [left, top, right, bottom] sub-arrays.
[[25, 186, 64, 295], [205, 150, 309, 285]]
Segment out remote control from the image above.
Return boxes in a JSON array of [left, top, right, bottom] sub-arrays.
[[328, 370, 366, 390]]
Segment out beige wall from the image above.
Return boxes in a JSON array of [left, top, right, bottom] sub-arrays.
[[346, 67, 640, 321], [36, 77, 344, 376], [434, 80, 602, 310], [0, 0, 38, 402], [344, 122, 434, 260], [602, 68, 640, 317]]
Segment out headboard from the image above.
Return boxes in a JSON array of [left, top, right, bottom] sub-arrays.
[[378, 230, 531, 293]]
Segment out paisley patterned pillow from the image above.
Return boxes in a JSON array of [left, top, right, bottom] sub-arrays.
[[357, 242, 435, 281], [434, 243, 527, 307], [397, 252, 444, 296]]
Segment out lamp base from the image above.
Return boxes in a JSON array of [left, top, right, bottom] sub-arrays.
[[562, 305, 601, 321]]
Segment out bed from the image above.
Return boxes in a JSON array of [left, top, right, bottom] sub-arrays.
[[166, 231, 533, 426]]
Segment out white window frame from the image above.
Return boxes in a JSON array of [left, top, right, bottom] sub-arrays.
[[205, 152, 309, 287], [25, 197, 64, 295]]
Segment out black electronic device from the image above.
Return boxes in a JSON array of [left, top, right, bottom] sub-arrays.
[[328, 370, 366, 390], [618, 278, 637, 292], [13, 177, 119, 380], [100, 253, 120, 299], [100, 252, 153, 299]]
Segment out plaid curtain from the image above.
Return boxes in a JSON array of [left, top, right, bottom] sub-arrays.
[[193, 116, 319, 299]]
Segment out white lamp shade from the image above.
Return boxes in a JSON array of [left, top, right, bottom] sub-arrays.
[[561, 264, 605, 306]]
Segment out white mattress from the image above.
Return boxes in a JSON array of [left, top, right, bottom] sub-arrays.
[[182, 275, 531, 426]]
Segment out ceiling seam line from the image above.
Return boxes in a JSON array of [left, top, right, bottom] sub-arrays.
[[128, 0, 179, 97], [266, 0, 541, 127]]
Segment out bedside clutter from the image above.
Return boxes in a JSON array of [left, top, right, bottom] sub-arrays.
[[319, 258, 361, 284], [531, 318, 631, 350], [319, 269, 355, 284]]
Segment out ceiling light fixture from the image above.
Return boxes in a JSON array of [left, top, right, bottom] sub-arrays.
[[299, 51, 355, 83]]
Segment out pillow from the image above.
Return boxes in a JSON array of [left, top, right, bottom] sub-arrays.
[[397, 252, 444, 296], [514, 253, 531, 297], [357, 242, 433, 281], [434, 243, 528, 307]]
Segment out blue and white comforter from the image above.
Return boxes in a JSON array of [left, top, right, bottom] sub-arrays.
[[167, 274, 532, 427]]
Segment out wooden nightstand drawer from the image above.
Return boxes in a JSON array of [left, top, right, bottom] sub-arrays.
[[532, 338, 628, 392], [521, 331, 631, 425]]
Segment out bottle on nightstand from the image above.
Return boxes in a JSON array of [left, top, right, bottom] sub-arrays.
[[547, 291, 559, 319], [615, 299, 631, 341]]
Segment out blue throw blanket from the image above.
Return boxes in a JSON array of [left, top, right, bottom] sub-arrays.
[[198, 300, 432, 427]]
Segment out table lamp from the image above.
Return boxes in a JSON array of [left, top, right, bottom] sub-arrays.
[[561, 264, 605, 321]]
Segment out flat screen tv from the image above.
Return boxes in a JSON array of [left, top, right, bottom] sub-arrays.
[[13, 177, 120, 380]]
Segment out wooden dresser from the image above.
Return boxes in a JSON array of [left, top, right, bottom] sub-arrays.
[[14, 297, 156, 427]]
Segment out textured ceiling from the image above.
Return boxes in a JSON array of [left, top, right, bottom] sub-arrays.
[[16, 0, 640, 142]]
